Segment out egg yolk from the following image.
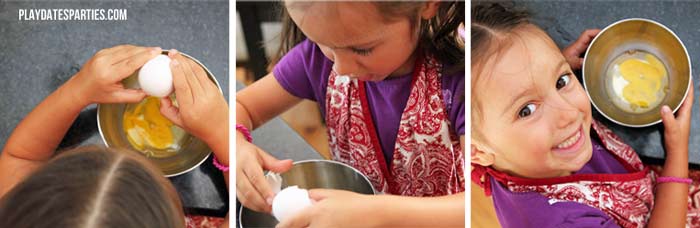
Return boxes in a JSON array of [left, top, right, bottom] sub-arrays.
[[123, 97, 175, 150], [619, 54, 666, 108]]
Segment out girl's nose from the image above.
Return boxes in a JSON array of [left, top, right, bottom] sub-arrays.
[[553, 96, 580, 128], [332, 52, 359, 76]]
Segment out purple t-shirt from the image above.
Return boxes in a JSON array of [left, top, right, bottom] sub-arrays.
[[273, 39, 465, 164], [490, 137, 628, 228]]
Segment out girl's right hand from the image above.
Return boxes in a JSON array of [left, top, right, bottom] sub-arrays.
[[236, 137, 293, 213], [562, 29, 601, 70], [660, 81, 694, 158], [69, 45, 160, 105]]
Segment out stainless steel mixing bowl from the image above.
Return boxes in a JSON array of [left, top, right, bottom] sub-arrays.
[[583, 18, 691, 127], [239, 160, 376, 227], [97, 50, 222, 177]]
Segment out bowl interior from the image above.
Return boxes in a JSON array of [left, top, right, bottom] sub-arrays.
[[97, 51, 221, 176], [239, 160, 375, 227], [583, 19, 690, 127]]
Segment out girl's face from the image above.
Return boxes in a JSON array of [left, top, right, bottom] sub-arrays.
[[473, 26, 593, 178], [287, 2, 422, 81]]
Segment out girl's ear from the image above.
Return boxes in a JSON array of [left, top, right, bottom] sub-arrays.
[[420, 1, 441, 20], [471, 141, 495, 166]]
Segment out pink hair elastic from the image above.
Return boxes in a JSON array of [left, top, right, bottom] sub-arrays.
[[236, 123, 253, 143], [657, 176, 692, 184]]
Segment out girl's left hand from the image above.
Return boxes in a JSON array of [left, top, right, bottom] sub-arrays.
[[562, 29, 601, 70], [276, 189, 379, 228]]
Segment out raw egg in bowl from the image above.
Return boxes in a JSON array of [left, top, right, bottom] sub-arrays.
[[97, 50, 222, 177], [583, 18, 691, 127]]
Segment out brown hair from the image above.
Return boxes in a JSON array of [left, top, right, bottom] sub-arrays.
[[270, 1, 465, 69], [471, 2, 531, 141], [0, 146, 185, 228]]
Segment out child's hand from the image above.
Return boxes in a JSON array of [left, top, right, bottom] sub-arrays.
[[69, 45, 160, 105], [276, 189, 376, 228], [159, 50, 228, 142], [236, 140, 292, 213], [562, 29, 601, 70], [661, 81, 694, 158]]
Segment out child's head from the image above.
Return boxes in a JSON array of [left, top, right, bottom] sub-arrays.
[[470, 3, 593, 178], [274, 1, 464, 81], [0, 146, 184, 228]]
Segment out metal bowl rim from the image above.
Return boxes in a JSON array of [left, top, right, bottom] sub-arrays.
[[97, 50, 222, 177], [238, 159, 377, 228], [582, 18, 692, 127]]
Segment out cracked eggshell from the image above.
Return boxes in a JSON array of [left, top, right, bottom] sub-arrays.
[[271, 186, 312, 222]]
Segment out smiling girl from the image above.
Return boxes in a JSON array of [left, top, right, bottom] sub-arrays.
[[471, 3, 693, 228]]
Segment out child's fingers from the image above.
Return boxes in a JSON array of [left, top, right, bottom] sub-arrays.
[[96, 44, 131, 58], [243, 155, 276, 205], [167, 49, 179, 58], [189, 59, 216, 92], [108, 45, 144, 64], [307, 189, 342, 202], [581, 29, 601, 44], [159, 97, 184, 127], [114, 48, 162, 80], [236, 171, 271, 213], [276, 207, 313, 228], [677, 80, 695, 121], [179, 56, 205, 96], [110, 89, 147, 104], [576, 57, 584, 67], [566, 29, 601, 58], [259, 150, 293, 173], [661, 105, 679, 134], [170, 57, 194, 106], [111, 45, 144, 65]]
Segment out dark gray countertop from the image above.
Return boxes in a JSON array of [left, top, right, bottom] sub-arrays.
[[520, 1, 700, 165], [0, 1, 228, 216]]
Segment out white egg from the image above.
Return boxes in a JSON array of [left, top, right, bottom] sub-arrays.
[[138, 55, 173, 97], [272, 186, 312, 222]]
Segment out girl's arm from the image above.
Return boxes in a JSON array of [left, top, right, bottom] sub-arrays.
[[278, 190, 464, 227], [157, 51, 230, 228], [376, 192, 464, 227], [159, 50, 230, 182], [237, 73, 302, 131], [647, 84, 694, 227], [236, 73, 301, 212], [279, 136, 466, 227], [0, 81, 87, 196], [0, 45, 158, 196]]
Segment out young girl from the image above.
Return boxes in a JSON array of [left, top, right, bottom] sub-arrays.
[[236, 1, 465, 227], [0, 45, 229, 228], [471, 3, 694, 227]]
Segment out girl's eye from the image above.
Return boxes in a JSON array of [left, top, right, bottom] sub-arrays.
[[556, 74, 571, 90], [351, 47, 373, 56], [518, 103, 537, 118]]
